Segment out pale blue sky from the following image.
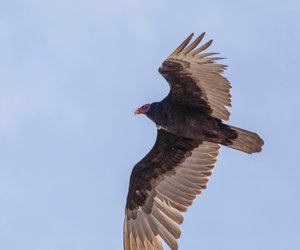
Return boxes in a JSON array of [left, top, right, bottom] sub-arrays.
[[0, 0, 299, 249]]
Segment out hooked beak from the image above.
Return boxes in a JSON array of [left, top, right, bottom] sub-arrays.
[[134, 108, 142, 115]]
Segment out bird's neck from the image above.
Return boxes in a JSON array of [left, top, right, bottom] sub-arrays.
[[146, 102, 162, 124]]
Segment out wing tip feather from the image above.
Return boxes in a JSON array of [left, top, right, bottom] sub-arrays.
[[169, 33, 195, 57]]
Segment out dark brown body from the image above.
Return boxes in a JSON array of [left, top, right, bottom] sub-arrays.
[[146, 100, 238, 146]]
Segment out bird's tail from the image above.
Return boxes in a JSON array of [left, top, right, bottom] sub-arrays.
[[226, 125, 264, 154]]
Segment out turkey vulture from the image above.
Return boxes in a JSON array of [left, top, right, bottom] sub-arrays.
[[124, 33, 264, 250]]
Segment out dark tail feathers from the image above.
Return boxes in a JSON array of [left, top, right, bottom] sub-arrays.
[[227, 125, 264, 154]]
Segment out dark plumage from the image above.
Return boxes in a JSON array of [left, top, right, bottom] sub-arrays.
[[146, 100, 238, 145], [124, 33, 264, 250]]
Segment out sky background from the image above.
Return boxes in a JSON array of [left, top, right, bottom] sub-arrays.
[[0, 0, 299, 249]]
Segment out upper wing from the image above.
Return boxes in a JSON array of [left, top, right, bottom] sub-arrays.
[[124, 129, 220, 249], [159, 33, 232, 121]]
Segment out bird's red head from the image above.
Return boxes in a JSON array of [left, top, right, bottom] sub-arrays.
[[134, 104, 151, 115]]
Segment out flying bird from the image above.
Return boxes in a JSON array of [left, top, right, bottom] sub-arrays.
[[124, 33, 264, 250]]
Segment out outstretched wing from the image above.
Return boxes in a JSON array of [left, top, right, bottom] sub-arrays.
[[159, 33, 232, 121], [124, 129, 220, 249]]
